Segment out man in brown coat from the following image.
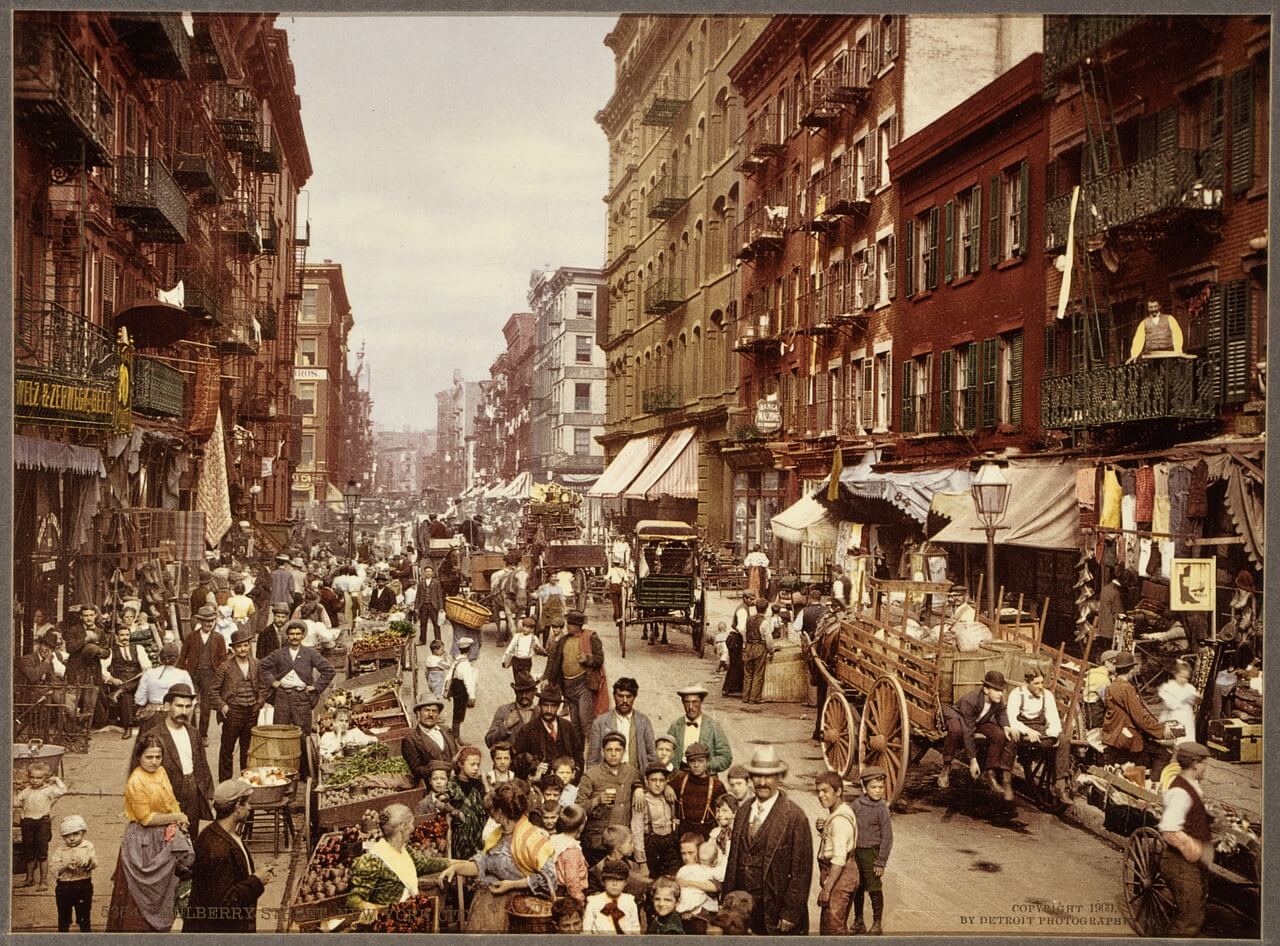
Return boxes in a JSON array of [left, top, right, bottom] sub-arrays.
[[178, 604, 229, 745], [401, 698, 460, 786], [1102, 651, 1172, 772], [212, 627, 268, 781]]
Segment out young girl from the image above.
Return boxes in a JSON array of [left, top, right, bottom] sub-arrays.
[[416, 761, 461, 819], [423, 639, 450, 701], [502, 617, 547, 681], [708, 794, 739, 868], [484, 741, 515, 790], [14, 761, 66, 889], [49, 814, 96, 931], [552, 755, 580, 807], [1157, 659, 1200, 744], [551, 804, 589, 902]]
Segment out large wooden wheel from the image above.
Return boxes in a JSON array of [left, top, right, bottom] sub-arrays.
[[820, 690, 858, 779], [1123, 826, 1174, 936], [857, 675, 912, 802]]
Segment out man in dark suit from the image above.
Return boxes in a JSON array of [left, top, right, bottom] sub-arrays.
[[137, 683, 215, 834], [184, 778, 274, 932], [938, 669, 1017, 800], [368, 573, 397, 613], [723, 746, 813, 935], [16, 630, 62, 686], [513, 683, 582, 778], [212, 626, 268, 782], [258, 620, 336, 741], [402, 697, 460, 785], [416, 565, 446, 644], [484, 672, 539, 748], [177, 604, 229, 745]]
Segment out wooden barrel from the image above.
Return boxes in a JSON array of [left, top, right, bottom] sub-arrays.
[[762, 643, 811, 703], [951, 654, 990, 703], [247, 725, 303, 773]]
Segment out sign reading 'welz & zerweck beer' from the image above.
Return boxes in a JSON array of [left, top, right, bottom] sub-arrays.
[[15, 369, 118, 429]]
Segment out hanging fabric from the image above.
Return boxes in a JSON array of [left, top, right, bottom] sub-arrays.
[[1099, 469, 1123, 528], [1186, 459, 1209, 519], [1168, 465, 1192, 557], [1135, 466, 1155, 524]]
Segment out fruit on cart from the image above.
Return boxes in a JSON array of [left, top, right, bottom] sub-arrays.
[[409, 814, 449, 853], [241, 766, 291, 787], [295, 828, 372, 903], [350, 633, 404, 659], [369, 895, 438, 932], [319, 784, 404, 807]]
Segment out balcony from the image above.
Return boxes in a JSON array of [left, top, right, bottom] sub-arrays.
[[191, 15, 230, 81], [113, 156, 189, 244], [1043, 147, 1223, 251], [646, 173, 689, 220], [735, 112, 786, 173], [643, 278, 684, 315], [257, 304, 279, 341], [642, 386, 682, 413], [238, 394, 277, 422], [800, 49, 871, 129], [808, 162, 869, 231], [1040, 359, 1217, 429], [221, 197, 262, 254], [254, 122, 282, 173], [131, 355, 186, 418], [211, 84, 260, 154], [814, 274, 866, 327], [109, 13, 190, 80], [734, 205, 786, 260], [1043, 16, 1148, 83], [15, 298, 115, 380], [640, 75, 691, 126], [173, 126, 233, 201], [180, 270, 224, 325], [218, 310, 261, 354], [14, 22, 115, 168]]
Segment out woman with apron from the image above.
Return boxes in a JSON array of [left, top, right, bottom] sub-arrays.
[[347, 804, 450, 918]]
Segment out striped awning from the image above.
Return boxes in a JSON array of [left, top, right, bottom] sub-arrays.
[[624, 426, 699, 500], [588, 433, 665, 498]]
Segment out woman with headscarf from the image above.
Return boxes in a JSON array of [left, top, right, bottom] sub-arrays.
[[438, 781, 557, 932], [446, 746, 489, 860], [346, 804, 451, 916], [105, 735, 195, 931]]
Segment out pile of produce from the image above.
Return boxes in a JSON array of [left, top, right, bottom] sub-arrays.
[[319, 784, 406, 807], [295, 828, 367, 904], [323, 744, 410, 787], [409, 814, 449, 854], [369, 895, 439, 932], [350, 633, 404, 659], [388, 619, 415, 638], [325, 690, 365, 711], [371, 680, 400, 698], [241, 766, 291, 788]]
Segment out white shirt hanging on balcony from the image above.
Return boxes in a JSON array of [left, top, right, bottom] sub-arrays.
[[251, 315, 262, 345], [157, 280, 184, 308]]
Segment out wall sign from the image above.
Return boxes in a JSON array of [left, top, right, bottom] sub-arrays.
[[755, 397, 782, 433], [1170, 557, 1216, 612], [15, 369, 118, 429], [294, 367, 329, 381]]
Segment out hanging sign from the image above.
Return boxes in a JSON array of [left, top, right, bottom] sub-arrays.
[[755, 397, 782, 433], [1170, 557, 1216, 612], [15, 369, 118, 429]]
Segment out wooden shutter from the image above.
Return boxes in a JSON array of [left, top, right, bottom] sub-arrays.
[[1204, 282, 1223, 402], [969, 185, 982, 274], [939, 348, 954, 435], [1223, 279, 1251, 403], [963, 345, 978, 430], [1043, 323, 1057, 377], [989, 173, 1001, 266], [924, 206, 938, 289], [869, 19, 881, 75], [861, 357, 874, 429], [865, 125, 878, 191], [900, 360, 915, 434], [980, 337, 998, 429], [1137, 113, 1158, 162], [1009, 331, 1024, 426], [1157, 106, 1179, 155], [885, 233, 896, 300], [1207, 77, 1226, 184], [1230, 67, 1254, 194], [863, 246, 876, 309], [1017, 160, 1029, 257], [903, 219, 914, 296], [941, 202, 952, 286], [885, 15, 898, 61]]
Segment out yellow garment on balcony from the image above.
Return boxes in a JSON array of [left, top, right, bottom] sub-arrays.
[[1099, 469, 1122, 529], [1127, 311, 1192, 362]]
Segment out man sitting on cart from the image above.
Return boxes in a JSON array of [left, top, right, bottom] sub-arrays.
[[1006, 666, 1063, 792], [938, 670, 1017, 801]]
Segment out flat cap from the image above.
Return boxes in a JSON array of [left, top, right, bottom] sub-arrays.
[[600, 732, 627, 749], [213, 778, 254, 806], [163, 682, 196, 702]]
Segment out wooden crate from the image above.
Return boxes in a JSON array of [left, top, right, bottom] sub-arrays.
[[316, 785, 426, 829]]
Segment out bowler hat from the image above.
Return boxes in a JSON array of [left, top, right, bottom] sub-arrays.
[[163, 682, 196, 702], [39, 630, 60, 648], [1111, 651, 1137, 671], [745, 745, 788, 776], [983, 670, 1007, 690], [566, 610, 586, 627], [270, 603, 291, 616], [230, 626, 255, 646], [1235, 570, 1257, 594], [537, 684, 565, 705], [276, 553, 290, 563], [195, 604, 218, 622], [414, 697, 445, 712], [511, 671, 538, 692]]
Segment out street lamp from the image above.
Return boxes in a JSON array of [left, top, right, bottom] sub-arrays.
[[971, 460, 1011, 622], [343, 479, 362, 561]]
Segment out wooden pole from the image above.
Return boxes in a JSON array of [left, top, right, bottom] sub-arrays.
[[1066, 624, 1097, 742]]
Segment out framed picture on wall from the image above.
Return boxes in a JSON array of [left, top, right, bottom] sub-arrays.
[[1169, 557, 1216, 612]]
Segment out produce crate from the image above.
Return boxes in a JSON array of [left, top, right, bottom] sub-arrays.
[[315, 785, 426, 829]]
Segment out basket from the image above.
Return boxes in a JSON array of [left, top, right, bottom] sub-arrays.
[[247, 725, 303, 774], [445, 596, 491, 629], [761, 644, 811, 703], [508, 894, 555, 933]]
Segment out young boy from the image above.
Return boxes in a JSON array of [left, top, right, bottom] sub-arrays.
[[14, 761, 66, 889], [669, 742, 726, 839], [552, 895, 585, 933], [852, 765, 894, 935], [551, 804, 590, 902], [502, 617, 547, 681], [553, 755, 580, 808], [584, 858, 642, 933], [416, 761, 462, 819], [529, 773, 564, 828], [724, 764, 751, 803], [423, 639, 450, 701], [484, 741, 515, 791], [675, 835, 720, 923], [648, 875, 684, 934], [588, 824, 647, 897], [631, 762, 681, 879], [815, 771, 858, 935], [708, 795, 739, 868], [654, 735, 677, 775], [443, 639, 478, 739], [48, 814, 96, 932]]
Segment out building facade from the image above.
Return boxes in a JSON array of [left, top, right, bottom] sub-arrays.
[[434, 372, 483, 499], [13, 12, 310, 647], [528, 267, 607, 483], [493, 312, 536, 480]]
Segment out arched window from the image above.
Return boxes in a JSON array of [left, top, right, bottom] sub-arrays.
[[693, 220, 703, 289], [692, 325, 703, 396], [665, 339, 676, 391]]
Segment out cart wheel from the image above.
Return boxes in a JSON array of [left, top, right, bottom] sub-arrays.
[[693, 591, 707, 658], [1123, 826, 1174, 936], [857, 675, 911, 802], [820, 690, 858, 780]]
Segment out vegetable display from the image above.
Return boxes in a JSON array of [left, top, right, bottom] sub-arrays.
[[350, 633, 405, 659], [319, 784, 406, 807], [388, 619, 415, 638], [369, 895, 439, 933], [294, 827, 369, 904], [409, 814, 449, 854], [322, 746, 410, 788]]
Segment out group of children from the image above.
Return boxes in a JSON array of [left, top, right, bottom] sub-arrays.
[[14, 760, 98, 933]]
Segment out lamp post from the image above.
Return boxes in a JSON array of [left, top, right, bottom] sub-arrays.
[[971, 460, 1011, 622], [343, 479, 362, 561]]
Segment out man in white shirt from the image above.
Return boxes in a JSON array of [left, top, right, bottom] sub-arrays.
[[134, 641, 194, 719], [1157, 742, 1214, 936], [138, 683, 214, 833], [586, 677, 657, 772]]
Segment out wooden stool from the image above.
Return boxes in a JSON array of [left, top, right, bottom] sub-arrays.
[[242, 798, 293, 856]]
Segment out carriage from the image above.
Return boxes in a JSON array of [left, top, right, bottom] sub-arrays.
[[618, 520, 707, 659]]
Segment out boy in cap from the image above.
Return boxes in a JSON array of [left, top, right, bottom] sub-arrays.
[[851, 766, 893, 935], [654, 735, 677, 774], [669, 741, 727, 839], [584, 858, 642, 933], [938, 670, 1017, 800], [443, 636, 479, 739], [631, 762, 681, 878], [186, 779, 275, 931], [49, 814, 96, 931], [814, 771, 858, 935], [1157, 742, 1214, 936]]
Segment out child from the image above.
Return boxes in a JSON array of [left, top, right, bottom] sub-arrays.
[[584, 858, 642, 933], [670, 742, 726, 839], [631, 762, 680, 879], [552, 895, 585, 933], [502, 617, 547, 681], [708, 794, 739, 868], [648, 875, 684, 934], [724, 764, 751, 803], [553, 755, 580, 808], [654, 736, 677, 774], [588, 824, 647, 897], [552, 804, 590, 902], [443, 639, 478, 739], [14, 761, 66, 889], [416, 761, 462, 819], [852, 765, 894, 935], [423, 639, 450, 701], [484, 741, 515, 790], [815, 771, 858, 935], [713, 621, 730, 673], [675, 835, 720, 922], [48, 815, 96, 931]]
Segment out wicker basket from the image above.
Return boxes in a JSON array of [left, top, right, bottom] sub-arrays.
[[508, 894, 555, 933], [445, 596, 491, 629]]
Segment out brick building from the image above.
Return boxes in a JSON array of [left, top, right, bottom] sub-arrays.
[[487, 312, 536, 481]]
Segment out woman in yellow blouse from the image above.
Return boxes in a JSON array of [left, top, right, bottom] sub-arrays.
[[106, 735, 195, 932]]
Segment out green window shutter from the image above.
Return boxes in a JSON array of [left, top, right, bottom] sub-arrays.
[[943, 200, 954, 284], [1009, 331, 1024, 426], [969, 185, 982, 274], [980, 336, 998, 429], [963, 345, 978, 430], [1017, 160, 1029, 258], [927, 206, 939, 289], [1207, 77, 1225, 185], [1230, 67, 1254, 194], [989, 173, 1001, 266], [900, 360, 914, 433], [1204, 282, 1223, 402], [939, 348, 954, 435], [1223, 279, 1251, 403], [904, 218, 914, 296], [1157, 106, 1179, 155], [1043, 323, 1057, 377]]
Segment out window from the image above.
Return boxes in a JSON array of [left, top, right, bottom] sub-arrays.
[[297, 382, 316, 416], [573, 428, 592, 456], [999, 331, 1024, 426], [575, 335, 593, 364], [297, 338, 317, 366], [875, 231, 896, 304], [859, 357, 874, 433], [576, 291, 594, 317], [874, 350, 891, 430], [876, 115, 898, 189], [946, 344, 977, 432], [959, 185, 981, 276], [574, 382, 592, 412], [906, 207, 938, 295], [301, 287, 318, 321], [989, 160, 1028, 263], [901, 353, 933, 434], [877, 15, 898, 68], [300, 433, 315, 466]]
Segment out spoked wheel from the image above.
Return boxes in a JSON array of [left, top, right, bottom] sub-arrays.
[[1123, 826, 1174, 936], [820, 690, 858, 780], [1021, 745, 1066, 813], [857, 675, 912, 802]]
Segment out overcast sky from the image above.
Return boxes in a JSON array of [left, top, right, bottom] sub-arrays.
[[284, 15, 616, 430]]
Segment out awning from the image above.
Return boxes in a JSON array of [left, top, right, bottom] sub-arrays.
[[817, 450, 972, 524], [482, 480, 509, 499], [623, 426, 699, 500], [114, 295, 204, 349], [14, 434, 106, 477], [771, 493, 838, 547], [500, 470, 533, 498], [588, 433, 665, 498], [929, 460, 1083, 550]]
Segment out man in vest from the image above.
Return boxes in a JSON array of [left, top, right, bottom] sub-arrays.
[[213, 626, 268, 782], [260, 620, 336, 775], [102, 624, 152, 739], [1157, 742, 1215, 936], [178, 604, 229, 746]]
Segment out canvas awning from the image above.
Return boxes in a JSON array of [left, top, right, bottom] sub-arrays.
[[14, 434, 106, 477], [771, 493, 838, 547], [623, 426, 699, 500], [589, 433, 665, 498], [500, 470, 533, 499], [929, 460, 1083, 550], [816, 450, 971, 524]]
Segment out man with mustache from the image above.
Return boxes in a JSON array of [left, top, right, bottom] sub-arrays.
[[134, 683, 214, 835]]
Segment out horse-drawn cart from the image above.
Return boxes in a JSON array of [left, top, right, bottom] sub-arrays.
[[619, 520, 707, 660]]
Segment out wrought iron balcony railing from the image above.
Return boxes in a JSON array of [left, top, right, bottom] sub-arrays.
[[219, 310, 261, 354], [112, 156, 188, 244], [1043, 147, 1223, 251], [735, 111, 786, 173], [813, 272, 866, 325], [255, 121, 282, 173], [647, 173, 689, 220], [14, 22, 115, 167], [801, 48, 871, 128], [643, 278, 684, 315], [109, 13, 190, 80], [191, 14, 230, 81], [173, 126, 234, 200], [211, 84, 260, 154], [640, 75, 691, 126], [734, 204, 787, 260], [1040, 358, 1218, 429], [642, 385, 682, 413], [808, 162, 869, 231], [257, 304, 279, 341], [221, 197, 262, 254], [15, 298, 115, 380], [131, 354, 186, 418], [179, 269, 224, 325]]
